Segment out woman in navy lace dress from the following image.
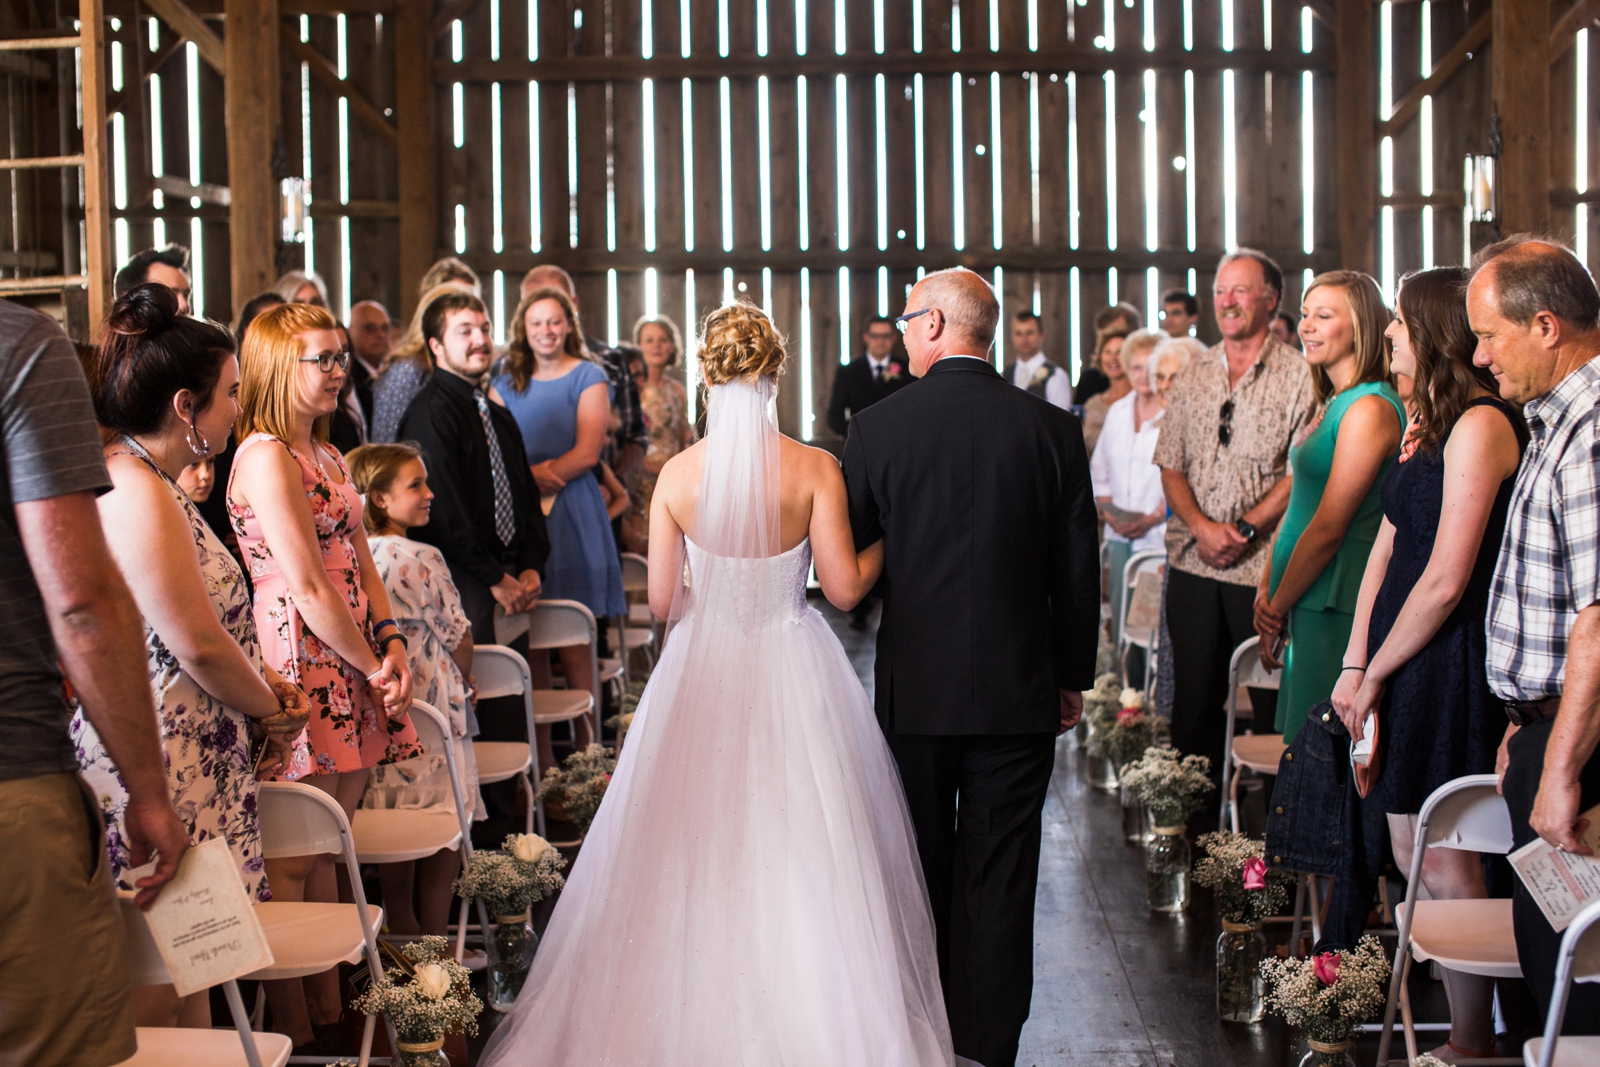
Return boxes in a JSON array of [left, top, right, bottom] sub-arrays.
[[1323, 267, 1527, 1062]]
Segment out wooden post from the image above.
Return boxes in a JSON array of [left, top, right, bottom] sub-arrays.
[[1334, 0, 1375, 274], [224, 0, 279, 322], [79, 0, 113, 333], [395, 0, 437, 321], [1492, 0, 1550, 236]]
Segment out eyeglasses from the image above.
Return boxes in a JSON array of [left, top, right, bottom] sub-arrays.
[[1218, 399, 1235, 446], [894, 308, 933, 334], [298, 349, 352, 374]]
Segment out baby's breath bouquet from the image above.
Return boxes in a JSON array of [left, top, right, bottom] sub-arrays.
[[350, 936, 481, 1062], [1080, 673, 1124, 737], [1119, 746, 1215, 828], [453, 833, 567, 919], [536, 743, 616, 834], [1194, 832, 1294, 925], [605, 681, 644, 748], [1100, 688, 1170, 771], [1260, 935, 1391, 1064]]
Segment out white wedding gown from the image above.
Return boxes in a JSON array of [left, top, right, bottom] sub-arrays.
[[480, 377, 955, 1067]]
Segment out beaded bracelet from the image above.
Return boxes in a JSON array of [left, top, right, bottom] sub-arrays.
[[372, 617, 400, 634]]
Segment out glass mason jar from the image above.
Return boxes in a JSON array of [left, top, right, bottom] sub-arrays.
[[1073, 718, 1090, 750], [394, 1038, 451, 1067], [1087, 746, 1120, 791], [1144, 827, 1191, 912], [1297, 1040, 1357, 1067], [1119, 781, 1145, 843], [1215, 921, 1267, 1022], [489, 911, 539, 1011]]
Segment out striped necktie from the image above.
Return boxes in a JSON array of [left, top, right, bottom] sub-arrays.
[[474, 389, 517, 546]]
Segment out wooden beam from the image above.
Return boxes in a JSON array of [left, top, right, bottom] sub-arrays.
[[1376, 11, 1489, 140], [0, 32, 82, 50], [281, 26, 399, 148], [1551, 0, 1600, 59], [80, 0, 113, 333], [225, 0, 279, 320], [142, 0, 226, 75], [1335, 0, 1376, 273], [437, 45, 1338, 84], [1493, 0, 1550, 235], [395, 0, 437, 320], [153, 174, 231, 205], [0, 154, 85, 169]]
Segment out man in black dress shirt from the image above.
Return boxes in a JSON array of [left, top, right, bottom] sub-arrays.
[[826, 315, 911, 439], [398, 289, 549, 640]]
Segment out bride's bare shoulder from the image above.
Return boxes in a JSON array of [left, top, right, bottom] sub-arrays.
[[778, 435, 843, 488]]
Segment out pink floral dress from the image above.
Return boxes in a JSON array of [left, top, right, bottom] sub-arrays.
[[228, 433, 420, 777]]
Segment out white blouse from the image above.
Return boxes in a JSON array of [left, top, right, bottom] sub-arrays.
[[1089, 391, 1168, 551]]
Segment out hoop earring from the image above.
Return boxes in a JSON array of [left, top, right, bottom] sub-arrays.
[[185, 417, 211, 458]]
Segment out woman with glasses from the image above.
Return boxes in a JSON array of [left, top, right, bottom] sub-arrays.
[[227, 302, 420, 1046], [1253, 272, 1404, 742]]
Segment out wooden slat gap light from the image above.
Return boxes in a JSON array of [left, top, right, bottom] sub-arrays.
[[431, 0, 485, 39], [1551, 0, 1600, 59], [281, 24, 399, 148], [1375, 10, 1488, 141], [142, 0, 227, 74]]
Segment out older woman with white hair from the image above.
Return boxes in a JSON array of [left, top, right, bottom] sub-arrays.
[[1151, 335, 1205, 402], [272, 270, 331, 308]]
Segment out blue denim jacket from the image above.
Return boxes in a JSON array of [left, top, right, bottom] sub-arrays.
[[1264, 700, 1349, 876]]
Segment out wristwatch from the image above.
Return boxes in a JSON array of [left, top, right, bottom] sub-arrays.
[[1235, 518, 1258, 542]]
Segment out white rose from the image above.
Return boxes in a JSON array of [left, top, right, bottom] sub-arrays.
[[511, 834, 550, 864], [412, 963, 452, 1000], [1119, 687, 1144, 709]]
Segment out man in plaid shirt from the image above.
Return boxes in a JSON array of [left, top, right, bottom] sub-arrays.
[[1477, 237, 1600, 1028]]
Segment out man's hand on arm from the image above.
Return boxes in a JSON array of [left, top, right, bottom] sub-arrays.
[[1530, 604, 1600, 853]]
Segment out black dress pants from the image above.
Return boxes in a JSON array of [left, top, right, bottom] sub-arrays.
[[1164, 567, 1277, 831], [886, 732, 1057, 1067], [1503, 715, 1600, 1033]]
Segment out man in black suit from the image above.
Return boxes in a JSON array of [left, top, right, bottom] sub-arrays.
[[842, 268, 1100, 1067], [826, 315, 912, 438]]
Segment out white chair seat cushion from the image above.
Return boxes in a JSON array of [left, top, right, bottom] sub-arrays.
[[627, 603, 653, 625], [1398, 898, 1522, 978], [474, 740, 532, 783], [1232, 733, 1286, 775], [1524, 1036, 1600, 1067], [245, 901, 385, 980], [612, 626, 654, 651], [533, 688, 593, 724], [119, 1027, 292, 1067], [352, 808, 462, 864]]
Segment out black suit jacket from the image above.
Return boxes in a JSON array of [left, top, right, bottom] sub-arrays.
[[843, 357, 1101, 736], [349, 357, 377, 437], [826, 356, 912, 437]]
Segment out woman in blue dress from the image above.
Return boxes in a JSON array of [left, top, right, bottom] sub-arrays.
[[492, 286, 625, 763]]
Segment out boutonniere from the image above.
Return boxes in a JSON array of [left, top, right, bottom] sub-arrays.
[[882, 363, 904, 382], [1028, 364, 1054, 389]]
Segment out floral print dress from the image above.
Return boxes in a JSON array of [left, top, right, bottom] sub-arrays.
[[228, 433, 420, 777], [363, 535, 482, 818], [72, 440, 292, 902], [622, 378, 693, 552]]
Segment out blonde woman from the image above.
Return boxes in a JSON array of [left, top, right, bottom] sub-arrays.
[[621, 313, 695, 552], [1080, 326, 1129, 455]]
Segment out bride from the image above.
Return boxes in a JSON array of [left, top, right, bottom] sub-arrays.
[[479, 302, 955, 1066]]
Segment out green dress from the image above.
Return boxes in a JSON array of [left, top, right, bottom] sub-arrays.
[[1269, 380, 1405, 741]]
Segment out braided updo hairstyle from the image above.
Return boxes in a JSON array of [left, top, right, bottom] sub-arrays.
[[696, 302, 787, 386], [91, 282, 236, 438]]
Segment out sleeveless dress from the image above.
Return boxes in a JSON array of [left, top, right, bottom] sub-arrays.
[[1270, 381, 1406, 741], [227, 434, 420, 777], [492, 360, 626, 617], [479, 379, 954, 1067], [71, 439, 292, 901]]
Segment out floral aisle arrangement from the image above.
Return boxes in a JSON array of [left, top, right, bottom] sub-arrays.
[[349, 936, 481, 1066], [535, 743, 617, 834], [1119, 747, 1215, 912], [1195, 832, 1295, 1022], [1260, 935, 1392, 1066], [1080, 673, 1124, 788], [605, 681, 644, 750], [453, 833, 567, 1010], [1103, 689, 1171, 840]]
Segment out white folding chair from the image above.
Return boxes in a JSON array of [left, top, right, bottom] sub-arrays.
[[616, 552, 655, 688], [113, 897, 292, 1067], [1116, 550, 1164, 691], [351, 701, 464, 867], [1377, 774, 1522, 1067], [1218, 636, 1284, 835], [1525, 896, 1600, 1067], [251, 780, 390, 1065], [471, 645, 539, 835]]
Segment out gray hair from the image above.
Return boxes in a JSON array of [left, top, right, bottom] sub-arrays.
[[1122, 328, 1166, 364], [1471, 235, 1600, 331], [273, 269, 330, 307], [1216, 247, 1284, 304], [915, 268, 999, 349], [1153, 335, 1205, 370]]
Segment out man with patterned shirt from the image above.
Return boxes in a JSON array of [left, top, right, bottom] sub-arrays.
[[1476, 237, 1600, 1030], [1152, 249, 1316, 828]]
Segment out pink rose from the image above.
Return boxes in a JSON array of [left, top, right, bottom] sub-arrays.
[[1312, 952, 1341, 985], [1116, 707, 1143, 727], [1242, 857, 1267, 891]]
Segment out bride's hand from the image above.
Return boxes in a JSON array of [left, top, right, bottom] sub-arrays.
[[856, 540, 884, 593]]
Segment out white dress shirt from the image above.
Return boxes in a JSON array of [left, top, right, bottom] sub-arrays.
[[1089, 391, 1167, 551], [1010, 352, 1074, 411]]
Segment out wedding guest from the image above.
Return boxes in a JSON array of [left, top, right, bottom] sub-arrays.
[[348, 442, 481, 940], [0, 299, 188, 1067], [493, 287, 624, 763], [1254, 271, 1404, 742], [228, 301, 420, 1044], [1322, 266, 1527, 1060], [1475, 237, 1600, 1031], [237, 291, 287, 339], [371, 283, 471, 444], [1272, 310, 1302, 350], [274, 269, 330, 308], [1091, 332, 1168, 647], [1154, 249, 1316, 827], [176, 456, 214, 502], [72, 285, 311, 1028], [347, 300, 393, 431], [419, 255, 481, 297], [827, 316, 912, 438], [597, 460, 630, 521], [1160, 288, 1200, 338], [1151, 336, 1203, 402], [622, 313, 695, 554], [114, 244, 192, 315], [327, 322, 368, 455], [1085, 328, 1160, 456], [1078, 302, 1143, 407], [1003, 310, 1073, 410]]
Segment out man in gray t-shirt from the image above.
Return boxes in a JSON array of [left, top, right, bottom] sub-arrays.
[[0, 300, 188, 1067]]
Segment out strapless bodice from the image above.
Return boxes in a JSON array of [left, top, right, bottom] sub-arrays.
[[683, 537, 812, 629]]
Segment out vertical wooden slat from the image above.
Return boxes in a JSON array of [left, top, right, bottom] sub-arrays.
[[81, 0, 113, 329], [196, 44, 230, 318], [1388, 1, 1422, 282], [1548, 2, 1578, 248], [307, 16, 345, 311], [395, 0, 437, 316], [1492, 0, 1550, 236], [225, 0, 279, 321], [1335, 0, 1376, 274]]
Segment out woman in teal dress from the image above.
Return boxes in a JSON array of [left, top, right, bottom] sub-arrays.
[[1255, 271, 1405, 742]]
